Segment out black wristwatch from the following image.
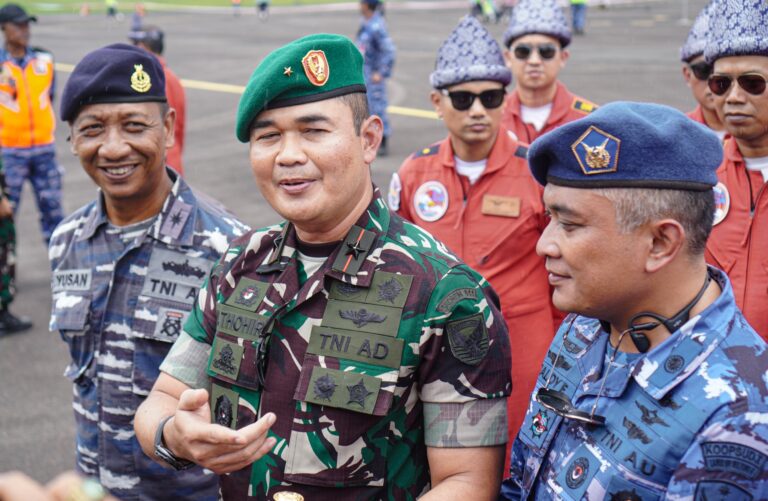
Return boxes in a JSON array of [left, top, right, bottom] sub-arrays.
[[154, 415, 195, 471]]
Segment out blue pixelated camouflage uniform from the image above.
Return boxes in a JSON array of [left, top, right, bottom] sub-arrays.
[[48, 170, 249, 501], [500, 268, 768, 500], [356, 11, 396, 138]]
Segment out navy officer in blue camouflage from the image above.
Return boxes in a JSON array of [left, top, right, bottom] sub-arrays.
[[49, 44, 249, 500], [500, 101, 768, 500]]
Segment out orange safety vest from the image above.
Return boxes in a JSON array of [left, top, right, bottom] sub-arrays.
[[0, 48, 56, 148]]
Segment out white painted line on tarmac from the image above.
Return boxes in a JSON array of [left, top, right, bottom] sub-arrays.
[[55, 62, 439, 120]]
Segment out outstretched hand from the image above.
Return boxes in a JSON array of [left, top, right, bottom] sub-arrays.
[[164, 388, 277, 474]]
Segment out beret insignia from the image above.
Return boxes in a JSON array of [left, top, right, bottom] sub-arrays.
[[302, 50, 329, 86], [130, 64, 152, 93], [571, 126, 620, 175]]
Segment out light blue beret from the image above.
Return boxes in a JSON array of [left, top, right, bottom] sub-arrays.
[[528, 101, 722, 191], [430, 15, 512, 89]]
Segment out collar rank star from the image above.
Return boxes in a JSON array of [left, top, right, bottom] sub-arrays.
[[130, 64, 152, 93], [571, 126, 621, 176], [302, 49, 329, 86]]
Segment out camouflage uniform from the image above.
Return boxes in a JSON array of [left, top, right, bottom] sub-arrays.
[[48, 170, 249, 501], [356, 11, 395, 138], [500, 268, 768, 500], [172, 188, 511, 500], [0, 169, 15, 309]]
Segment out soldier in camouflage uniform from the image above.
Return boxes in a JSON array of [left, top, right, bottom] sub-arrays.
[[0, 163, 32, 337], [136, 34, 511, 500], [50, 44, 249, 500], [356, 0, 395, 156], [500, 102, 768, 500]]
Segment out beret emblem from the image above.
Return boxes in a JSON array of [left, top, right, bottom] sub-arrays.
[[130, 64, 152, 93], [301, 50, 329, 86], [571, 126, 621, 176]]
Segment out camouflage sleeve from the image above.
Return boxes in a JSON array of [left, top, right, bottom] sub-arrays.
[[665, 403, 768, 499], [418, 264, 511, 447], [182, 245, 242, 345], [160, 330, 212, 390]]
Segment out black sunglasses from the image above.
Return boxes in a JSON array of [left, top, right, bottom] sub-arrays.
[[440, 88, 506, 111], [534, 317, 638, 427], [708, 74, 768, 96], [688, 61, 713, 81], [512, 43, 558, 61]]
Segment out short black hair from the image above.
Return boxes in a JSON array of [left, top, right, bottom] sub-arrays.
[[338, 92, 370, 135]]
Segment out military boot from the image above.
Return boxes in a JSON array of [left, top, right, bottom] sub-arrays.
[[0, 308, 33, 337]]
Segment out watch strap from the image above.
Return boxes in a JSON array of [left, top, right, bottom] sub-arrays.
[[154, 415, 195, 471]]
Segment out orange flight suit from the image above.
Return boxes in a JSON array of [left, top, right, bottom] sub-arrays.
[[706, 139, 768, 340], [501, 81, 597, 144], [159, 57, 185, 176], [687, 105, 705, 125], [392, 129, 556, 469]]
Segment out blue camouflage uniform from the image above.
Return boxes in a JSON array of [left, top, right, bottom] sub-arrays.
[[49, 170, 250, 500], [356, 10, 395, 138], [500, 268, 768, 500]]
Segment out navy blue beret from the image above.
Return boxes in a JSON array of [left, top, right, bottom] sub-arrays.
[[528, 102, 722, 191], [60, 43, 166, 122]]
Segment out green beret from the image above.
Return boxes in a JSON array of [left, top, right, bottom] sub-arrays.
[[236, 33, 367, 142]]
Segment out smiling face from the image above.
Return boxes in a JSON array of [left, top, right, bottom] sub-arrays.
[[70, 101, 174, 220], [536, 184, 645, 318], [504, 34, 567, 93], [711, 55, 768, 146], [248, 96, 380, 240]]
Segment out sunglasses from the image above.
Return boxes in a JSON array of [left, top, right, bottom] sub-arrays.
[[534, 317, 637, 427], [440, 88, 506, 111], [512, 43, 558, 61], [708, 74, 768, 96], [688, 61, 713, 81]]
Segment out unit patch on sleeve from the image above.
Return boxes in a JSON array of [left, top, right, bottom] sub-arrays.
[[694, 481, 752, 501], [701, 441, 768, 479], [445, 313, 489, 366]]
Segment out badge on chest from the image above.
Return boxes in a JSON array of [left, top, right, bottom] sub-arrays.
[[481, 194, 520, 218]]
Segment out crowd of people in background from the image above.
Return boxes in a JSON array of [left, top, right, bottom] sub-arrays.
[[0, 0, 767, 500]]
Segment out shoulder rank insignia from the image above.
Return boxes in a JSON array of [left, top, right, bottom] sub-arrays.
[[413, 144, 439, 158], [571, 126, 620, 175], [572, 99, 597, 114], [446, 313, 489, 366], [130, 64, 152, 93]]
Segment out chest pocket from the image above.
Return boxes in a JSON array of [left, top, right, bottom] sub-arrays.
[[283, 274, 411, 488], [51, 291, 93, 383], [132, 249, 215, 396]]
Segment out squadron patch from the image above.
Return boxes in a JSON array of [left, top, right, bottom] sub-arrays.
[[445, 313, 489, 366], [701, 442, 768, 479], [531, 409, 549, 437], [565, 457, 590, 489], [153, 308, 189, 341], [571, 126, 620, 175], [413, 181, 449, 222], [712, 182, 730, 226], [388, 173, 401, 211]]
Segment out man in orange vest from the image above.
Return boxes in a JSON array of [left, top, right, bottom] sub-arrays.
[[392, 16, 555, 469], [703, 0, 768, 340], [0, 3, 62, 244], [129, 25, 185, 176], [500, 0, 598, 144], [680, 1, 726, 139]]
